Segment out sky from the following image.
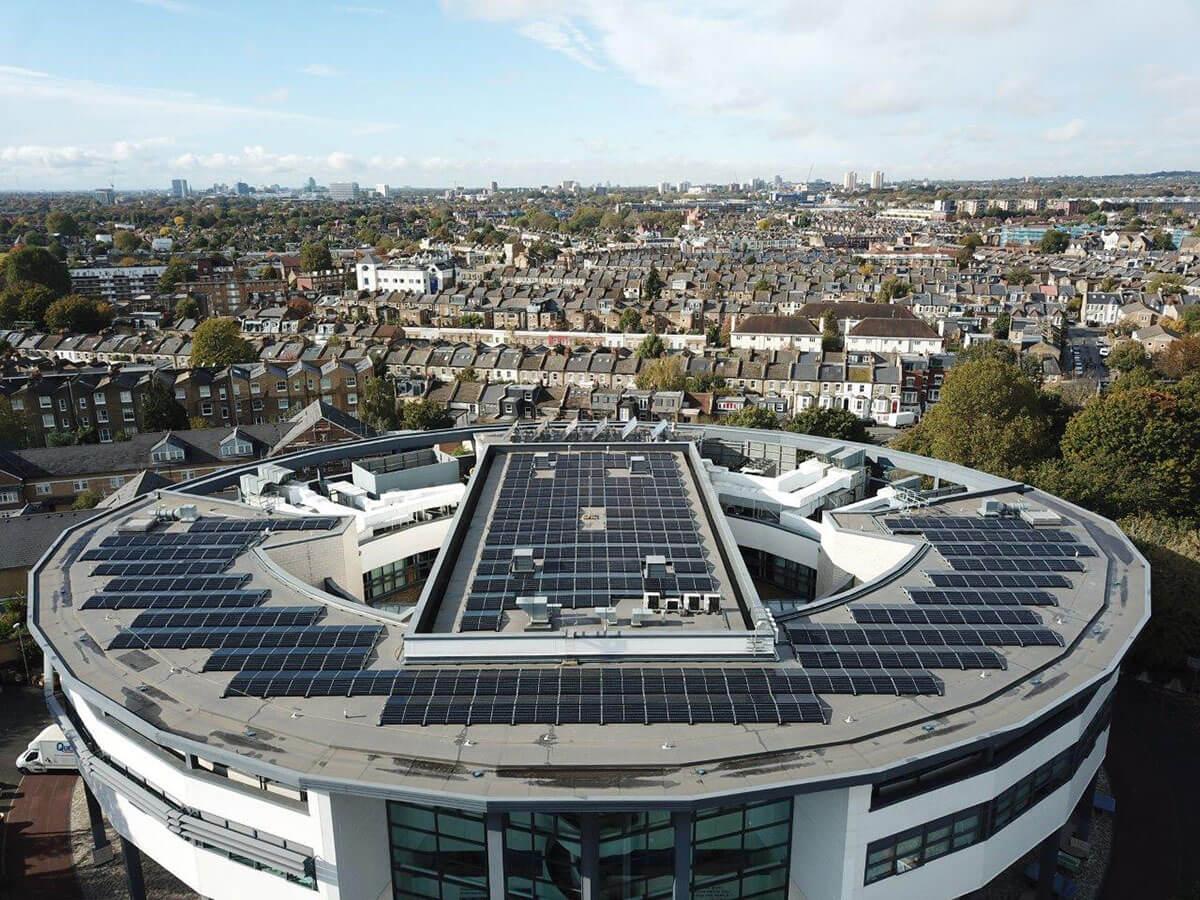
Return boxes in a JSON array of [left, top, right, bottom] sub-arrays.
[[2, 0, 1199, 190]]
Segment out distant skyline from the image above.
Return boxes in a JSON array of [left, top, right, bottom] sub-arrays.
[[2, 0, 1199, 190]]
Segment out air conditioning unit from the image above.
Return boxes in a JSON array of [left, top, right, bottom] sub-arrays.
[[684, 593, 704, 613], [704, 593, 722, 613], [511, 548, 536, 574], [631, 607, 657, 627], [643, 592, 662, 610]]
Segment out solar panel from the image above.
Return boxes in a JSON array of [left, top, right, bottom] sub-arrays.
[[928, 572, 1072, 589], [130, 606, 325, 629], [109, 624, 381, 651], [794, 647, 1007, 671], [906, 588, 1057, 606], [103, 575, 251, 593], [82, 545, 243, 562], [786, 623, 1064, 648], [942, 556, 1085, 573], [188, 516, 339, 533], [204, 647, 371, 672], [81, 590, 269, 610], [93, 561, 232, 577], [850, 605, 1042, 626]]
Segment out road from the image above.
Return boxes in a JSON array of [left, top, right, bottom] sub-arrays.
[[1065, 325, 1111, 383], [0, 773, 82, 900]]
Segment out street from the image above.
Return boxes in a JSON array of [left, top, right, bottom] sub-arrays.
[[1065, 325, 1111, 384]]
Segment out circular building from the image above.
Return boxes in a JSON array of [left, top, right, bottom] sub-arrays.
[[28, 421, 1149, 900]]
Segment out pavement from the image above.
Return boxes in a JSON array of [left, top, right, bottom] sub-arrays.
[[0, 773, 82, 900]]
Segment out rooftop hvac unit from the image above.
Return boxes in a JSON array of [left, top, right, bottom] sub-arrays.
[[978, 499, 1006, 517], [595, 606, 619, 626], [511, 548, 536, 574], [643, 592, 662, 610], [629, 455, 650, 475], [176, 504, 199, 522], [119, 515, 159, 533], [533, 452, 555, 472], [1020, 507, 1065, 527], [643, 555, 669, 578], [663, 596, 682, 612], [684, 593, 704, 613], [516, 595, 559, 631], [631, 607, 658, 627], [704, 593, 721, 613]]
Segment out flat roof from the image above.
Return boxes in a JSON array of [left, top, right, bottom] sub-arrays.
[[29, 437, 1149, 805]]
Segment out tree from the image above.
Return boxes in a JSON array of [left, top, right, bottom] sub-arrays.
[[113, 230, 142, 254], [159, 258, 195, 293], [0, 283, 56, 326], [705, 322, 722, 347], [359, 375, 399, 431], [458, 366, 479, 383], [991, 312, 1011, 339], [1148, 229, 1176, 252], [190, 318, 256, 366], [458, 313, 484, 328], [1106, 340, 1150, 374], [877, 276, 911, 301], [1038, 229, 1070, 253], [892, 356, 1058, 478], [141, 378, 189, 431], [635, 355, 686, 391], [1005, 265, 1034, 287], [526, 240, 559, 267], [723, 406, 780, 429], [1043, 383, 1200, 521], [1156, 335, 1200, 380], [44, 295, 114, 332], [72, 490, 102, 510], [1146, 272, 1185, 297], [0, 396, 33, 449], [300, 241, 333, 272], [641, 267, 664, 302], [174, 297, 201, 321], [45, 210, 80, 237], [619, 308, 642, 333], [954, 245, 976, 268], [2, 245, 70, 297], [786, 407, 870, 442], [400, 398, 453, 431], [961, 233, 983, 251], [752, 277, 772, 294], [636, 332, 665, 359]]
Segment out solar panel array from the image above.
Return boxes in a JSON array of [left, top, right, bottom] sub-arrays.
[[463, 450, 720, 630], [109, 624, 380, 651], [788, 624, 1065, 648]]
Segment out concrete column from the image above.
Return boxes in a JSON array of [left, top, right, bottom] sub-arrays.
[[672, 811, 692, 900], [1074, 773, 1099, 842], [82, 780, 113, 864], [580, 813, 599, 900], [1035, 826, 1061, 900], [121, 836, 146, 900], [486, 810, 505, 900]]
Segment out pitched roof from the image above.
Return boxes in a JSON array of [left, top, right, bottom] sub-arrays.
[[848, 318, 941, 339], [733, 315, 819, 336]]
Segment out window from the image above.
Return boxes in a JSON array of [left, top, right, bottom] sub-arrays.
[[9, 398, 22, 412], [221, 406, 229, 419], [252, 399, 264, 411], [276, 381, 287, 392], [199, 385, 212, 399], [363, 551, 439, 604], [79, 396, 88, 409], [42, 414, 55, 428], [58, 398, 68, 412], [109, 476, 123, 489], [119, 391, 132, 403], [36, 483, 52, 496], [175, 388, 186, 400], [505, 812, 583, 899], [123, 408, 136, 423], [599, 811, 674, 900], [39, 397, 51, 409], [388, 801, 488, 900], [93, 392, 106, 405], [201, 402, 213, 416], [96, 408, 109, 424], [347, 393, 358, 407], [251, 383, 261, 395], [692, 798, 792, 900], [278, 398, 290, 410], [220, 438, 254, 458], [0, 488, 19, 504], [151, 443, 185, 463], [72, 479, 89, 492], [99, 429, 112, 443], [347, 375, 357, 387]]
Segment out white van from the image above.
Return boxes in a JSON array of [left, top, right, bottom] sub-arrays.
[[16, 724, 78, 774]]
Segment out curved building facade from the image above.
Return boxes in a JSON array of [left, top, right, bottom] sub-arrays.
[[28, 422, 1149, 900]]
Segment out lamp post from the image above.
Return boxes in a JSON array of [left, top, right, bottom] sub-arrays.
[[12, 623, 32, 685]]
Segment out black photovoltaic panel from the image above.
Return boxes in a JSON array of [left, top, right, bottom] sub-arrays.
[[943, 556, 1085, 573], [93, 561, 232, 577], [109, 624, 381, 651], [851, 605, 1042, 626], [81, 590, 269, 610], [130, 607, 324, 629], [930, 542, 1095, 559], [204, 647, 371, 672], [918, 527, 1079, 544], [104, 575, 251, 593], [906, 588, 1057, 606], [928, 572, 1072, 589], [794, 647, 1007, 671], [786, 623, 1064, 648], [98, 532, 257, 547], [885, 515, 1042, 531], [188, 516, 339, 533], [225, 666, 942, 701], [82, 546, 242, 562]]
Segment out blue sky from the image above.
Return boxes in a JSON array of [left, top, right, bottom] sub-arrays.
[[2, 0, 1199, 190]]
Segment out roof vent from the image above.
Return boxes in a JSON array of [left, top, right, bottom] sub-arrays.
[[978, 499, 1006, 517], [511, 548, 536, 573], [629, 455, 650, 475], [516, 595, 559, 631], [533, 452, 555, 471], [643, 555, 669, 578], [1020, 507, 1065, 526], [176, 504, 200, 522]]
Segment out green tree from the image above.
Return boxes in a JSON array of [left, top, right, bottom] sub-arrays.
[[786, 407, 870, 442], [44, 295, 114, 332], [400, 398, 453, 431], [113, 230, 142, 254], [752, 277, 772, 294], [174, 297, 201, 321], [877, 276, 911, 301], [1, 245, 71, 297], [1155, 335, 1200, 380], [359, 375, 399, 431], [634, 355, 686, 391], [45, 210, 80, 237], [1106, 341, 1150, 374], [619, 308, 642, 333], [300, 241, 333, 272], [458, 313, 484, 328], [641, 267, 664, 301], [0, 283, 56, 326], [458, 366, 479, 383], [526, 240, 559, 267], [1148, 229, 1176, 252], [1038, 229, 1070, 253], [1146, 272, 1185, 297], [159, 258, 195, 293], [893, 356, 1058, 478], [991, 312, 1011, 339], [636, 332, 665, 359], [190, 318, 256, 366], [141, 377, 190, 431], [723, 405, 780, 429], [0, 396, 33, 449], [705, 322, 722, 346], [72, 490, 102, 510], [1005, 265, 1034, 287], [961, 233, 983, 251]]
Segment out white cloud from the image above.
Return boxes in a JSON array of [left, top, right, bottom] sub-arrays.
[[1044, 119, 1085, 143], [131, 0, 194, 13], [517, 19, 602, 70], [301, 63, 340, 78], [258, 87, 290, 104]]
